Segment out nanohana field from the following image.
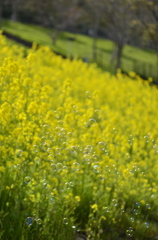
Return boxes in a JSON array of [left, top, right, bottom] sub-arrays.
[[0, 33, 158, 240]]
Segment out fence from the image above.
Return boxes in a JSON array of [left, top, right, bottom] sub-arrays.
[[65, 40, 158, 83], [2, 30, 157, 83]]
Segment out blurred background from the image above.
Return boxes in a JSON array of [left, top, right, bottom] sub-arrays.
[[0, 0, 158, 82]]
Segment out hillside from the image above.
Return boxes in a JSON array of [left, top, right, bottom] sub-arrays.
[[0, 33, 158, 239]]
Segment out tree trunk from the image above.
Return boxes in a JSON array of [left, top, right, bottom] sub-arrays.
[[11, 0, 19, 21], [110, 44, 117, 64], [156, 50, 158, 84], [0, 0, 2, 28], [52, 29, 60, 45], [92, 16, 99, 62], [115, 45, 123, 74], [92, 36, 97, 61]]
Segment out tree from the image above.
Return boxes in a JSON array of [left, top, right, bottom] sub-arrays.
[[8, 0, 25, 21], [103, 0, 134, 73], [26, 0, 81, 45], [0, 0, 2, 27], [82, 0, 106, 61], [132, 0, 158, 80], [1, 0, 26, 22]]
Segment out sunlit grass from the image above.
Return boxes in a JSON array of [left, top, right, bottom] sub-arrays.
[[1, 19, 157, 79]]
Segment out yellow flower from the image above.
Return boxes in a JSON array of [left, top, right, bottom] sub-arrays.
[[91, 204, 98, 212], [0, 166, 5, 172], [29, 194, 35, 202], [75, 196, 81, 202]]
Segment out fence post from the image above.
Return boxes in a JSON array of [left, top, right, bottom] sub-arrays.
[[98, 50, 103, 67], [148, 63, 152, 79], [143, 62, 147, 78], [133, 59, 137, 73]]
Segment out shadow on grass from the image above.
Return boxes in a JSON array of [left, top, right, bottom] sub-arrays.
[[58, 34, 86, 46], [97, 47, 112, 55], [2, 30, 33, 48]]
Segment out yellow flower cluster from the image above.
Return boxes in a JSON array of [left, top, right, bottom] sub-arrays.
[[0, 34, 158, 239]]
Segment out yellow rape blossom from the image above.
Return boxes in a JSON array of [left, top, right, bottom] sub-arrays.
[[0, 33, 158, 239]]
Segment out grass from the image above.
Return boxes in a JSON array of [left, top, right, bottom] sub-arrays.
[[1, 19, 158, 80]]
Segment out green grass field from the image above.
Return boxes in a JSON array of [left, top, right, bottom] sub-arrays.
[[1, 19, 157, 80]]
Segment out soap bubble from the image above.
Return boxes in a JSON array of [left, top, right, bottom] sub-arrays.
[[50, 197, 55, 204], [126, 227, 133, 237], [42, 124, 49, 129], [58, 128, 66, 137], [130, 217, 135, 223], [47, 148, 53, 154], [51, 164, 57, 172], [67, 132, 74, 139], [153, 145, 158, 153], [103, 207, 110, 213], [65, 182, 74, 189], [73, 105, 78, 113], [146, 204, 151, 210], [121, 208, 125, 214], [70, 146, 78, 156], [144, 135, 150, 143], [43, 182, 48, 189], [69, 182, 74, 187], [24, 176, 31, 184], [82, 154, 91, 164], [135, 202, 140, 208], [36, 218, 42, 225], [63, 218, 69, 225], [98, 141, 106, 151], [50, 135, 54, 141], [14, 164, 21, 170], [42, 142, 50, 151], [41, 136, 46, 142], [112, 128, 117, 134], [56, 163, 63, 170], [144, 222, 149, 228], [85, 91, 91, 98], [94, 109, 102, 120], [32, 145, 39, 153], [128, 135, 134, 145], [62, 142, 68, 149], [55, 147, 61, 155], [54, 110, 60, 119], [112, 199, 117, 207], [72, 162, 80, 171], [99, 175, 105, 181], [33, 214, 38, 220], [93, 165, 99, 173], [34, 157, 41, 164], [133, 209, 138, 215], [92, 154, 99, 160], [16, 150, 23, 157], [88, 118, 96, 126], [26, 217, 33, 226], [84, 145, 93, 154], [63, 166, 68, 173], [43, 124, 50, 134]]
